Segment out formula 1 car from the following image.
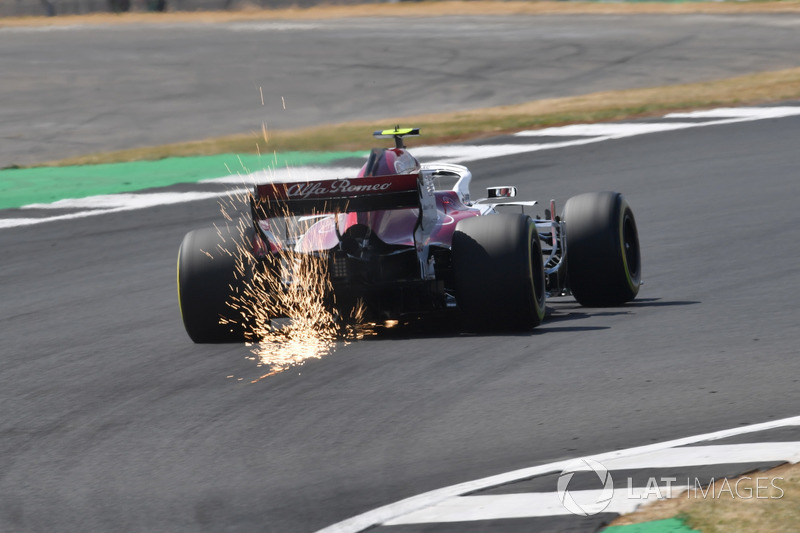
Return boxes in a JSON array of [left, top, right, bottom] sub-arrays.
[[177, 127, 641, 342]]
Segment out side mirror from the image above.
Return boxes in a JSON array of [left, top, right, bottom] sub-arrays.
[[487, 186, 517, 199]]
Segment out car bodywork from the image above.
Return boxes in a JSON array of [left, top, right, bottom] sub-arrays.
[[178, 127, 640, 342], [249, 128, 565, 324]]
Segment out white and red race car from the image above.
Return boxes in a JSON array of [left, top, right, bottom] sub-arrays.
[[178, 128, 641, 342]]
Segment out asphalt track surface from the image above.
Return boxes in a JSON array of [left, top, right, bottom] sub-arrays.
[[4, 13, 800, 166], [2, 109, 800, 531]]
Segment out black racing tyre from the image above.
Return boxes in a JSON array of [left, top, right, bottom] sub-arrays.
[[177, 225, 254, 343], [452, 213, 546, 331], [563, 192, 641, 307]]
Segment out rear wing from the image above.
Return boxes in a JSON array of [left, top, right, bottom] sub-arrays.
[[251, 174, 422, 219], [251, 171, 439, 280]]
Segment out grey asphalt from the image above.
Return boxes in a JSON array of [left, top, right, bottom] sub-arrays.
[[2, 111, 800, 531], [3, 13, 800, 166]]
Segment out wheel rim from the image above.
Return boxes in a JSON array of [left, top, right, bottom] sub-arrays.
[[529, 228, 546, 318], [622, 212, 640, 280]]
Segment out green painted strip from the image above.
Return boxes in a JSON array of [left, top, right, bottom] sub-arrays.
[[0, 151, 364, 210], [603, 517, 700, 533]]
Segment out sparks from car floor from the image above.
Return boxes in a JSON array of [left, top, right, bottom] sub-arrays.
[[217, 189, 375, 380]]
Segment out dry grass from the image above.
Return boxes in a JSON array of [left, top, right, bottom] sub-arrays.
[[42, 66, 800, 167], [4, 1, 800, 28], [610, 462, 800, 533]]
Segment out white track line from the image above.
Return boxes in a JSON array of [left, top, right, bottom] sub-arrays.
[[202, 166, 361, 185], [2, 190, 247, 229], [384, 487, 694, 524], [665, 106, 800, 119], [409, 138, 608, 162], [21, 191, 236, 210], [597, 442, 800, 471], [515, 122, 700, 137], [315, 415, 800, 532], [384, 441, 800, 525]]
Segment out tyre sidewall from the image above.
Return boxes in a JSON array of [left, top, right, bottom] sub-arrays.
[[564, 192, 641, 306], [453, 213, 545, 330]]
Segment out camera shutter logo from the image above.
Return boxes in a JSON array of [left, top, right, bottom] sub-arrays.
[[557, 458, 614, 516]]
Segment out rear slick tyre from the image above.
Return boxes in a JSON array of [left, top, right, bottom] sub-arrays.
[[563, 192, 641, 307], [177, 225, 254, 343], [452, 213, 546, 331]]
